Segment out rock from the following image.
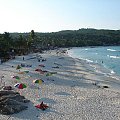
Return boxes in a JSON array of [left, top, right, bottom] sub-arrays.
[[0, 90, 29, 115], [102, 85, 109, 88], [0, 90, 19, 97], [3, 86, 13, 90], [97, 85, 109, 89], [0, 99, 28, 115]]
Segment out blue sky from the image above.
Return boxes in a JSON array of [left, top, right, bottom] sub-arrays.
[[0, 0, 120, 33]]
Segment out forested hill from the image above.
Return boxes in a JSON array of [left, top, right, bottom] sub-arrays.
[[10, 28, 120, 47], [0, 28, 120, 58]]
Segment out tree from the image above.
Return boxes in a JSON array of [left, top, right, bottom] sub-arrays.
[[30, 30, 35, 40], [26, 30, 36, 51], [2, 32, 13, 51]]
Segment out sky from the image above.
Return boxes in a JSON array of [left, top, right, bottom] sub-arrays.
[[0, 0, 120, 33]]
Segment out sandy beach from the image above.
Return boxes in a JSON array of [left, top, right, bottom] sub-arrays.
[[0, 48, 120, 120]]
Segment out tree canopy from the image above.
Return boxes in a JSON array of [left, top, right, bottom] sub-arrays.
[[0, 28, 120, 59]]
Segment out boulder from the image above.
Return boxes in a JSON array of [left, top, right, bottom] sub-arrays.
[[0, 90, 29, 115], [3, 86, 13, 90]]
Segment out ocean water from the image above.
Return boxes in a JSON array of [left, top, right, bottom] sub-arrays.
[[68, 46, 120, 79]]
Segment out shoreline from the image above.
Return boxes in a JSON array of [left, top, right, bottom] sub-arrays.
[[0, 49, 120, 120], [71, 55, 120, 92], [67, 46, 120, 76]]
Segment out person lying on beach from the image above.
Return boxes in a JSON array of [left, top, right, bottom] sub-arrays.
[[21, 63, 32, 67]]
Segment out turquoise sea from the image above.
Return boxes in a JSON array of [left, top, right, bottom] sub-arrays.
[[68, 46, 120, 79]]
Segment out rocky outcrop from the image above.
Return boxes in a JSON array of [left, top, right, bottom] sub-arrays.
[[0, 90, 29, 115]]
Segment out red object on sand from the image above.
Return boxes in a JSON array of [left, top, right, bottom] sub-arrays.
[[14, 83, 27, 89], [35, 69, 45, 74], [39, 64, 45, 67], [35, 101, 48, 110]]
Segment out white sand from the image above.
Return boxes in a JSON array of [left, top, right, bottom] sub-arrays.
[[0, 49, 120, 120]]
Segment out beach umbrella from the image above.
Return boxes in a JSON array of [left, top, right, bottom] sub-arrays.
[[24, 71, 29, 73], [12, 76, 20, 80], [18, 71, 29, 74], [14, 83, 27, 89], [14, 83, 20, 88], [46, 73, 52, 76], [14, 83, 27, 95], [46, 72, 57, 76], [33, 79, 44, 97], [33, 79, 44, 84], [16, 65, 21, 70]]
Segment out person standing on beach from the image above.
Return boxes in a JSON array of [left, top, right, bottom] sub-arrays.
[[0, 76, 4, 86]]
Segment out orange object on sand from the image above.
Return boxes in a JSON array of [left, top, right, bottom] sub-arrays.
[[18, 71, 25, 74], [35, 101, 48, 110]]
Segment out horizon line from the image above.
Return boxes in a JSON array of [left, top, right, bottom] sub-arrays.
[[0, 28, 120, 34]]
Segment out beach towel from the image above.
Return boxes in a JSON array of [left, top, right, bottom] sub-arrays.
[[35, 101, 48, 110]]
